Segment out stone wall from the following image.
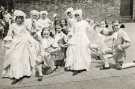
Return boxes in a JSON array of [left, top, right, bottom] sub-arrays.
[[14, 0, 120, 22]]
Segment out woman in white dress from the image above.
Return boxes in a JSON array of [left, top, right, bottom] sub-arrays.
[[65, 9, 91, 75], [2, 10, 38, 84]]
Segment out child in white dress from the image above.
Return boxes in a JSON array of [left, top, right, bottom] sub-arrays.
[[65, 9, 91, 75], [36, 27, 57, 81]]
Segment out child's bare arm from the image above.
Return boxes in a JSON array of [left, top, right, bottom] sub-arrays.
[[120, 31, 131, 49]]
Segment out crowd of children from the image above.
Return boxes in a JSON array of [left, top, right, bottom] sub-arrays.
[[0, 7, 133, 84]]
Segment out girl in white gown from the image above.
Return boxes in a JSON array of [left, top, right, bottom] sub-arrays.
[[2, 10, 38, 84], [65, 9, 91, 75]]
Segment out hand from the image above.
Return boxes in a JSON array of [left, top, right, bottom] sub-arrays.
[[68, 34, 72, 38], [117, 45, 123, 51], [90, 44, 98, 49], [4, 40, 12, 44], [60, 44, 68, 48], [48, 49, 53, 53], [64, 44, 69, 47], [102, 48, 112, 54]]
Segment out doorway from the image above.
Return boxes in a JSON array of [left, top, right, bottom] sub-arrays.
[[120, 0, 133, 18]]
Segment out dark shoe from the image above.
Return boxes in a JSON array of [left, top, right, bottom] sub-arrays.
[[42, 67, 51, 75], [72, 70, 83, 76], [25, 76, 31, 79], [11, 79, 21, 85], [38, 76, 43, 81], [116, 67, 122, 70], [116, 61, 123, 70], [64, 67, 70, 71], [115, 64, 122, 70], [52, 67, 57, 72], [72, 71, 79, 76], [100, 66, 104, 70], [116, 65, 122, 70], [45, 67, 56, 75]]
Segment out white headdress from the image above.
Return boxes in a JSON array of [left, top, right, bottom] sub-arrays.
[[13, 10, 26, 21], [30, 10, 39, 16], [74, 9, 83, 17], [40, 11, 48, 15], [65, 7, 74, 15], [14, 10, 26, 18]]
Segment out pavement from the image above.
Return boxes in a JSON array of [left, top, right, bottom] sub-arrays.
[[0, 23, 135, 89]]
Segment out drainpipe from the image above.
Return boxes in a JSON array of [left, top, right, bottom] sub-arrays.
[[133, 0, 135, 21]]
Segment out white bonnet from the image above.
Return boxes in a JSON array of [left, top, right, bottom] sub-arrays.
[[74, 9, 83, 17], [40, 11, 48, 15], [30, 10, 39, 16], [65, 7, 74, 14], [14, 10, 26, 18]]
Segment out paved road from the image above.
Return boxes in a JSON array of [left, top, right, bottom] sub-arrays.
[[0, 23, 135, 89]]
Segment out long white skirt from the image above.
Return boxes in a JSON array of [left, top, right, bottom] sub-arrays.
[[2, 36, 39, 79], [65, 33, 91, 71]]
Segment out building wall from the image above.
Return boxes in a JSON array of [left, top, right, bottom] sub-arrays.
[[14, 0, 120, 22], [133, 0, 135, 20]]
